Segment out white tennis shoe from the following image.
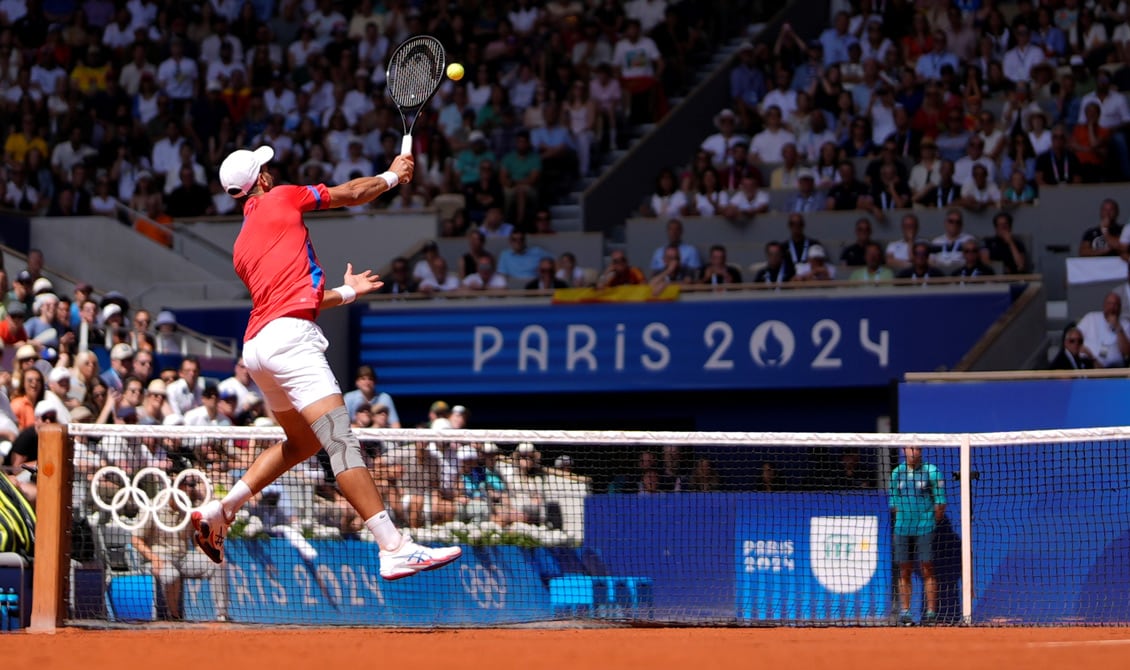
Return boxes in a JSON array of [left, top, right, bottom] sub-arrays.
[[379, 533, 462, 581], [191, 499, 234, 564]]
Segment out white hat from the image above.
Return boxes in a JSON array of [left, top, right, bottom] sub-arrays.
[[808, 244, 827, 260], [457, 445, 479, 462], [155, 310, 177, 328], [48, 367, 71, 384], [34, 400, 57, 419], [219, 146, 275, 198], [110, 342, 134, 360], [516, 442, 536, 455], [163, 414, 185, 426], [555, 454, 574, 469], [32, 277, 53, 295], [714, 108, 737, 128], [482, 442, 499, 454], [253, 416, 277, 427], [468, 130, 486, 143], [33, 293, 57, 313], [101, 303, 122, 322], [1070, 54, 1085, 67]]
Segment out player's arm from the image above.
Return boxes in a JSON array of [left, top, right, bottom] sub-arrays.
[[326, 155, 414, 208], [321, 263, 383, 309], [931, 466, 947, 523]]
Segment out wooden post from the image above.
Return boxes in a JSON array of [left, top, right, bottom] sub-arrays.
[[30, 424, 72, 633]]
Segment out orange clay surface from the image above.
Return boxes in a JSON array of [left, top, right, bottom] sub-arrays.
[[7, 627, 1130, 670]]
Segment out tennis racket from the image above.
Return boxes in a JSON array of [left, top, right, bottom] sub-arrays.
[[386, 35, 447, 157]]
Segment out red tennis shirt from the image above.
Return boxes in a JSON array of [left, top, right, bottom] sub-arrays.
[[233, 184, 332, 341]]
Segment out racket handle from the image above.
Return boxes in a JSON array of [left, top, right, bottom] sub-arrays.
[[401, 134, 412, 156]]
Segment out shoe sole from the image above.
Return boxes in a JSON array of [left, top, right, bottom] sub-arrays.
[[191, 511, 225, 565], [380, 548, 463, 581]]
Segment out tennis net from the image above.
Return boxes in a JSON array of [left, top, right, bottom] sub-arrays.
[[25, 424, 1130, 629]]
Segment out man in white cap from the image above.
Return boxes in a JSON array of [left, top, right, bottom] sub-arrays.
[[100, 342, 134, 392], [192, 145, 462, 580]]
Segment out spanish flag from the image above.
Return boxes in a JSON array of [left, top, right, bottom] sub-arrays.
[[552, 285, 680, 304]]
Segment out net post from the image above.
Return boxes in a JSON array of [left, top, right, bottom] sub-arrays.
[[959, 433, 973, 626], [30, 423, 73, 633]]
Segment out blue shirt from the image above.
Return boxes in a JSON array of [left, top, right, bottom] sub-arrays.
[[889, 462, 946, 536], [791, 62, 819, 93], [343, 389, 399, 426], [498, 245, 552, 280], [914, 51, 960, 81], [1031, 26, 1066, 58], [530, 125, 576, 152], [731, 64, 766, 107], [650, 243, 702, 272], [819, 29, 856, 66]]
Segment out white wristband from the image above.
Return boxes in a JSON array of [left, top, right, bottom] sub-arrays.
[[334, 284, 357, 304], [380, 171, 399, 189]]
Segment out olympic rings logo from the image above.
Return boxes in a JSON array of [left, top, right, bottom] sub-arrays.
[[459, 563, 507, 609], [90, 466, 213, 533]]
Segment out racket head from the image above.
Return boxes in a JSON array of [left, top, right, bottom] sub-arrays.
[[386, 35, 447, 112]]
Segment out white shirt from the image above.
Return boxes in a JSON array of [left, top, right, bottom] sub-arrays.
[[200, 34, 245, 65], [625, 0, 668, 32], [953, 155, 996, 185], [908, 161, 941, 193], [1076, 311, 1130, 368], [960, 180, 1001, 206], [694, 191, 730, 217], [419, 275, 461, 292], [0, 0, 28, 23], [650, 191, 687, 218], [287, 40, 322, 69], [50, 142, 96, 175], [264, 87, 297, 116], [1027, 129, 1052, 156], [162, 162, 208, 194], [165, 377, 204, 417], [119, 61, 156, 95], [183, 405, 232, 427], [760, 88, 798, 117], [463, 273, 509, 290], [150, 137, 184, 177], [206, 59, 246, 85], [1002, 45, 1046, 83], [870, 103, 896, 146], [729, 189, 771, 215], [750, 127, 797, 163], [332, 157, 373, 186], [102, 22, 136, 50], [931, 233, 976, 266], [218, 376, 260, 415], [1077, 91, 1130, 129], [612, 36, 661, 79], [700, 132, 749, 167], [156, 57, 198, 99], [886, 239, 915, 265]]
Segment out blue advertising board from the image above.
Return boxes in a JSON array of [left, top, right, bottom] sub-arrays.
[[358, 290, 1013, 394]]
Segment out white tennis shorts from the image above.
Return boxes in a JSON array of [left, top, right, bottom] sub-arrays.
[[242, 317, 342, 413]]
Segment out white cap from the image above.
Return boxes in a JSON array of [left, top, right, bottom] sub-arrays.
[[482, 442, 499, 454], [34, 400, 56, 419], [219, 146, 275, 198], [32, 277, 53, 294], [101, 303, 122, 322], [48, 367, 71, 384], [457, 445, 479, 462], [516, 442, 536, 455], [808, 244, 827, 260]]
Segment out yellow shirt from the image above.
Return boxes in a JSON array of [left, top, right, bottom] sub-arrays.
[[4, 133, 48, 163], [70, 64, 110, 94]]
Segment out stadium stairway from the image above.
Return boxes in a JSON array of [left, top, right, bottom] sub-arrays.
[[550, 37, 751, 235]]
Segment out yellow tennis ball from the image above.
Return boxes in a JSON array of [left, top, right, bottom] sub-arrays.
[[447, 63, 464, 81]]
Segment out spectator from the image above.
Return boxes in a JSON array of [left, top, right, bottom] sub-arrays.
[[952, 239, 996, 278], [463, 252, 508, 290], [556, 252, 588, 287], [155, 39, 198, 116], [915, 31, 960, 83], [724, 175, 770, 220], [958, 163, 1001, 212], [343, 365, 400, 427], [0, 301, 29, 348], [753, 241, 794, 284], [500, 130, 542, 230], [1075, 292, 1130, 368], [598, 249, 646, 288], [769, 143, 802, 190], [217, 357, 260, 419], [700, 244, 742, 286], [932, 209, 977, 267], [981, 211, 1029, 275], [867, 162, 912, 218], [418, 256, 462, 295], [750, 105, 796, 164], [999, 134, 1038, 188], [908, 138, 942, 200], [498, 231, 552, 281], [165, 355, 205, 418], [825, 161, 870, 211], [166, 166, 214, 217], [702, 108, 748, 168], [3, 163, 43, 212], [480, 206, 515, 240], [897, 241, 945, 282], [526, 257, 569, 290], [1002, 24, 1046, 84], [463, 160, 506, 225], [693, 167, 729, 217], [649, 219, 702, 273], [1080, 198, 1124, 257], [612, 19, 664, 123], [530, 102, 579, 201], [1071, 102, 1111, 183], [916, 159, 962, 209], [840, 217, 876, 267], [1001, 170, 1037, 208], [786, 170, 823, 213], [730, 41, 766, 128], [1077, 70, 1130, 179], [793, 244, 837, 282], [1050, 326, 1099, 370], [1036, 124, 1083, 186], [850, 241, 895, 283], [646, 167, 685, 218], [376, 257, 418, 296]]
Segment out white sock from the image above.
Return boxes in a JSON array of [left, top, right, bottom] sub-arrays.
[[221, 480, 254, 518], [366, 511, 403, 551]]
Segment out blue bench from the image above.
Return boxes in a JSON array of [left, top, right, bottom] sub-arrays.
[[0, 553, 31, 631]]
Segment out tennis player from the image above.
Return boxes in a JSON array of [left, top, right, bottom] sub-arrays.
[[191, 145, 461, 580]]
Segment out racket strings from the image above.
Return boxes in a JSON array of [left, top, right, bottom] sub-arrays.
[[388, 39, 445, 109]]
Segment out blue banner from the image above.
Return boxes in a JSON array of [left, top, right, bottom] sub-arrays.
[[358, 291, 1013, 394], [178, 541, 552, 626]]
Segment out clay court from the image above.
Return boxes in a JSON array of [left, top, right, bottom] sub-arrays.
[[10, 627, 1130, 669]]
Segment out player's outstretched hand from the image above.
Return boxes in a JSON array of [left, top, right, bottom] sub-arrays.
[[389, 154, 414, 185], [343, 262, 384, 297]]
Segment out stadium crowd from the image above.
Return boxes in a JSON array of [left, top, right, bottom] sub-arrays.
[[0, 0, 717, 242], [632, 0, 1130, 284]]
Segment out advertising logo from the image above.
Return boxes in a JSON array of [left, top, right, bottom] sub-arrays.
[[809, 516, 878, 594], [749, 320, 796, 368]]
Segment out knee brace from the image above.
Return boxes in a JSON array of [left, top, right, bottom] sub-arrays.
[[313, 405, 366, 476]]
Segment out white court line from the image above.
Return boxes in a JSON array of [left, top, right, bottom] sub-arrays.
[[1026, 639, 1130, 649]]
